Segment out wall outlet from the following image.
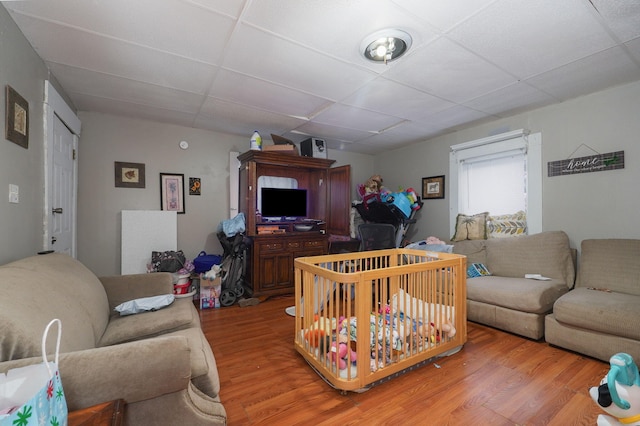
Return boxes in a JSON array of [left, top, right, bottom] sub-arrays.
[[9, 184, 19, 204]]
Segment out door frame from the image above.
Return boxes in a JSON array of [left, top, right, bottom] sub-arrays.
[[43, 81, 81, 256]]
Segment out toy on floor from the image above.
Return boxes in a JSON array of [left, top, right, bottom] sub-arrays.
[[590, 353, 640, 426], [203, 264, 222, 280]]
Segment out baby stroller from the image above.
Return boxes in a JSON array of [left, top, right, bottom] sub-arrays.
[[217, 215, 250, 307]]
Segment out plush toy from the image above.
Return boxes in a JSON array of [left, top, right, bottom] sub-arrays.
[[203, 264, 222, 280], [358, 174, 386, 199], [590, 353, 640, 426], [327, 341, 357, 370], [304, 315, 336, 350], [404, 187, 421, 211]]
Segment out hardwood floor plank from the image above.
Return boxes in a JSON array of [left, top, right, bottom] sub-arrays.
[[200, 295, 609, 425]]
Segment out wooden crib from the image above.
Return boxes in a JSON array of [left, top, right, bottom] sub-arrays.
[[294, 248, 467, 393]]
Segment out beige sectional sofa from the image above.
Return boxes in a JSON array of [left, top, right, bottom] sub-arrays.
[[0, 253, 226, 425], [451, 231, 576, 339], [545, 239, 640, 362]]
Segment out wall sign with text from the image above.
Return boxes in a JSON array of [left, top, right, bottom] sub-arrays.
[[547, 151, 624, 177]]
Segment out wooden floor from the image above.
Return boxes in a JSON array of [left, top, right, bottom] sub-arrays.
[[200, 295, 609, 425]]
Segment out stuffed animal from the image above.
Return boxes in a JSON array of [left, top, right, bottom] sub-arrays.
[[203, 264, 222, 280], [327, 341, 357, 370], [365, 175, 383, 193], [304, 315, 337, 350], [590, 353, 640, 426]]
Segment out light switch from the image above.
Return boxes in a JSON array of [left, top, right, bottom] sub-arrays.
[[9, 184, 19, 204]]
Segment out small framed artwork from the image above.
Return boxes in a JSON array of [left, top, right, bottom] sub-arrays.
[[114, 161, 145, 188], [422, 175, 445, 199], [189, 177, 201, 195], [160, 173, 185, 214], [5, 85, 29, 149]]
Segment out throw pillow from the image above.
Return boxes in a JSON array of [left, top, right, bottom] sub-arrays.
[[451, 212, 489, 241], [467, 263, 491, 278], [115, 294, 175, 316], [487, 210, 527, 238]]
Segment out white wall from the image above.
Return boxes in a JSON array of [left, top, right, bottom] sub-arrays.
[[76, 112, 374, 276], [375, 80, 640, 250]]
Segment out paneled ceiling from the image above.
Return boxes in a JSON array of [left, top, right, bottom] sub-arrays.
[[3, 0, 640, 154]]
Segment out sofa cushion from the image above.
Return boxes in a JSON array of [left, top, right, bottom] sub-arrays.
[[552, 288, 640, 341], [451, 239, 488, 265], [466, 276, 569, 314], [0, 254, 110, 361], [576, 239, 640, 295], [485, 231, 574, 287], [99, 298, 199, 347], [487, 210, 527, 238], [451, 212, 488, 241]]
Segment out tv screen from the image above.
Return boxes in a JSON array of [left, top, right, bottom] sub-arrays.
[[261, 187, 307, 219]]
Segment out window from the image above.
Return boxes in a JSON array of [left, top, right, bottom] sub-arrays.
[[449, 130, 542, 236]]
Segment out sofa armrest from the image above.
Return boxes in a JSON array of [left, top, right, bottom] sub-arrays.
[[100, 272, 174, 310], [0, 336, 191, 411]]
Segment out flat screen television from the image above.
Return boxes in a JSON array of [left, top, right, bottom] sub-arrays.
[[261, 187, 307, 220]]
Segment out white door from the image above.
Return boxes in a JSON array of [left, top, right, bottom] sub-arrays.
[[44, 81, 81, 256], [49, 115, 76, 254]]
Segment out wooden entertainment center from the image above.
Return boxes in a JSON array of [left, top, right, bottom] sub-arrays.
[[238, 150, 350, 297]]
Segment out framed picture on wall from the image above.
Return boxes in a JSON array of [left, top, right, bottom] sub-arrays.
[[114, 161, 145, 188], [422, 175, 445, 199], [160, 173, 185, 214], [5, 85, 29, 149]]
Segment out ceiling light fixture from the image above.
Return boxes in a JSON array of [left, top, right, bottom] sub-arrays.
[[361, 29, 412, 64]]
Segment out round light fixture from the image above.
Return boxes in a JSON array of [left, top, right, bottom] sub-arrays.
[[361, 29, 412, 64]]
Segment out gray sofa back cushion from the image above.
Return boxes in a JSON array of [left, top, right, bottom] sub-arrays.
[[576, 239, 640, 295], [0, 254, 110, 361], [485, 231, 575, 287], [450, 239, 488, 265]]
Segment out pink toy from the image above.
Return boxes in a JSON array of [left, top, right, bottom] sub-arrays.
[[327, 341, 357, 370]]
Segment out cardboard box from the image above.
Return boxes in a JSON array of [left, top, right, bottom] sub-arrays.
[[262, 144, 299, 155], [199, 276, 222, 309]]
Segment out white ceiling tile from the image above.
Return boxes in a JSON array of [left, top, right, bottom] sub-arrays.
[[180, 0, 246, 18], [424, 105, 492, 130], [526, 47, 640, 101], [70, 93, 197, 129], [6, 0, 236, 64], [590, 0, 640, 42], [386, 37, 516, 102], [463, 82, 556, 116], [311, 104, 405, 134], [10, 14, 218, 94], [447, 0, 618, 78], [48, 63, 205, 114], [390, 0, 498, 32], [196, 98, 308, 137], [341, 77, 455, 121], [223, 24, 377, 100], [210, 69, 331, 117], [293, 122, 374, 142], [627, 38, 640, 62]]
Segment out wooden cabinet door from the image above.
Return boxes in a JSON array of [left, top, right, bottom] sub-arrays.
[[258, 252, 293, 291], [327, 165, 351, 236]]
